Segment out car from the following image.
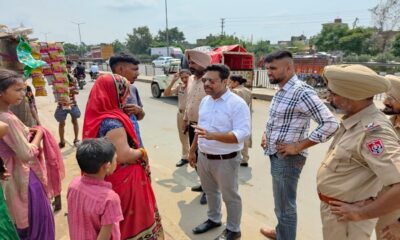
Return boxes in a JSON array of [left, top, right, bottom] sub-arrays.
[[151, 62, 181, 98], [152, 56, 173, 68], [163, 58, 181, 71]]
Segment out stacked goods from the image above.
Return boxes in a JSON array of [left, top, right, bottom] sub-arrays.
[[29, 42, 47, 96], [37, 42, 69, 102]]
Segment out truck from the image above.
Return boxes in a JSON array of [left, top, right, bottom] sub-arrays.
[[293, 54, 331, 87], [150, 44, 254, 98], [150, 47, 183, 57]]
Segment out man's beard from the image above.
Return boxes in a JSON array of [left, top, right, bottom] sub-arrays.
[[190, 68, 205, 77], [330, 102, 346, 115], [382, 105, 399, 115], [269, 77, 282, 84]]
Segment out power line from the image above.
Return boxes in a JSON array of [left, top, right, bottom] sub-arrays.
[[221, 18, 225, 36]]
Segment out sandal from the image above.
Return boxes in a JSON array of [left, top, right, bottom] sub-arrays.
[[73, 139, 81, 147], [58, 142, 65, 148]]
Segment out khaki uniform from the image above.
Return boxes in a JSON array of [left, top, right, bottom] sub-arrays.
[[317, 104, 400, 240], [375, 115, 400, 239], [232, 85, 252, 163], [183, 75, 206, 123], [170, 83, 190, 159]]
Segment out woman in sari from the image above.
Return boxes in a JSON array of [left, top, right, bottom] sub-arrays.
[[83, 73, 164, 240], [0, 69, 55, 239]]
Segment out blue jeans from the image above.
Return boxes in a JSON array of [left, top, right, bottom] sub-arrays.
[[269, 153, 306, 240]]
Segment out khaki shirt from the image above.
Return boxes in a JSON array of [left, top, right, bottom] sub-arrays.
[[170, 83, 187, 111], [232, 85, 252, 109], [390, 115, 400, 137], [317, 104, 400, 203], [184, 75, 206, 122]]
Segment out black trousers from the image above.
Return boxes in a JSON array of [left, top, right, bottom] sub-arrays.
[[189, 121, 198, 160]]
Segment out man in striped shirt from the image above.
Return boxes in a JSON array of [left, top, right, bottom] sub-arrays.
[[260, 51, 338, 240]]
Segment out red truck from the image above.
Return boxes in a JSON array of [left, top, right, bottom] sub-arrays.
[[293, 55, 330, 87]]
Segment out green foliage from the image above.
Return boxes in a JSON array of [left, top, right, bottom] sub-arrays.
[[392, 33, 400, 57], [63, 43, 80, 55], [112, 40, 127, 54], [126, 26, 153, 55], [245, 40, 274, 57], [374, 51, 395, 63], [196, 34, 241, 47], [313, 23, 349, 51], [156, 27, 185, 45], [338, 28, 373, 55], [343, 54, 372, 62]]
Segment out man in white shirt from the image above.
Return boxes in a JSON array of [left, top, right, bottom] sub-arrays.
[[189, 64, 251, 240]]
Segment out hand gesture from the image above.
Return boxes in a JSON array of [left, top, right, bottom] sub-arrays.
[[188, 151, 197, 168], [276, 142, 300, 157], [381, 221, 400, 240], [193, 125, 213, 140], [261, 132, 268, 149], [124, 104, 142, 116], [329, 200, 367, 222]]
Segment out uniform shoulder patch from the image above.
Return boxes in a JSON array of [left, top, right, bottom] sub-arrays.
[[366, 139, 385, 156], [364, 122, 382, 133]]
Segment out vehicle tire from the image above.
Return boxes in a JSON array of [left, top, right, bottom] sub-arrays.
[[151, 83, 161, 98], [305, 77, 317, 87]]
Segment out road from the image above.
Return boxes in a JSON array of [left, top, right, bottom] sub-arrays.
[[34, 77, 348, 240]]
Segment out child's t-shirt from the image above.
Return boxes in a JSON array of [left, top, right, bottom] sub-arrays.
[[67, 175, 123, 240]]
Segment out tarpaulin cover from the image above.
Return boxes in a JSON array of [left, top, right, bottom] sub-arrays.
[[208, 44, 247, 64]]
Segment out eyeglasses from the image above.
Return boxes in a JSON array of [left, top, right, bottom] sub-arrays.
[[201, 77, 219, 84]]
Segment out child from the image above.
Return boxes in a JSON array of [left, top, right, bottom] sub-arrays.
[[0, 69, 55, 239], [67, 138, 123, 240], [0, 121, 19, 240]]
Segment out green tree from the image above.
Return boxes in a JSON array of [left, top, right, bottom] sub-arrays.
[[156, 27, 185, 45], [313, 23, 349, 51], [392, 33, 400, 57], [126, 26, 153, 55], [196, 34, 240, 47], [246, 40, 274, 57], [112, 40, 127, 54], [63, 43, 80, 55], [338, 27, 374, 55]]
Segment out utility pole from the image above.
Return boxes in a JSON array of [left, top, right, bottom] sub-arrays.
[[165, 0, 170, 56], [221, 18, 225, 36], [72, 21, 85, 56]]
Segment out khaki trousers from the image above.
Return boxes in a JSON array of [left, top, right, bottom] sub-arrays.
[[177, 111, 189, 160], [320, 201, 377, 240]]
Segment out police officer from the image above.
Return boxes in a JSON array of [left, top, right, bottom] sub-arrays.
[[316, 64, 400, 240], [229, 74, 252, 166]]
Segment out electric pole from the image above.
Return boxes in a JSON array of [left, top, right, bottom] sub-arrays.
[[221, 18, 225, 36], [165, 0, 170, 56], [72, 21, 85, 57]]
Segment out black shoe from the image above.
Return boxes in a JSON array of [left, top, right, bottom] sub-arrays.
[[200, 192, 207, 205], [240, 162, 248, 167], [191, 185, 203, 192], [192, 219, 222, 234], [176, 159, 189, 167], [214, 229, 241, 240]]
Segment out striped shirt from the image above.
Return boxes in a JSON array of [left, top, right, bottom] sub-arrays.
[[67, 175, 123, 240], [265, 75, 338, 157]]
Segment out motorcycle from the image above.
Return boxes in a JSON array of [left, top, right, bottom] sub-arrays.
[[90, 71, 99, 81], [77, 74, 86, 90]]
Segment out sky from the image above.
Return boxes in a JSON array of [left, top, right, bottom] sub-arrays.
[[1, 0, 380, 45]]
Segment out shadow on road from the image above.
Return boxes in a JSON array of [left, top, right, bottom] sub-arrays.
[[238, 166, 253, 185], [156, 165, 201, 193]]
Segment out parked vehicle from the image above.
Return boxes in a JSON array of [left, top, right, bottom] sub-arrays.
[[152, 56, 173, 68], [150, 47, 183, 57], [163, 58, 181, 71], [293, 55, 330, 87], [151, 62, 180, 98]]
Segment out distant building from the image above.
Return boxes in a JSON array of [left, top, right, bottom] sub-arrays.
[[322, 18, 349, 28], [90, 44, 114, 60]]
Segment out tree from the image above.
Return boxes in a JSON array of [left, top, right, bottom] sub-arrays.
[[126, 26, 153, 55], [339, 27, 374, 55], [196, 34, 240, 47], [392, 33, 400, 57], [246, 40, 274, 57], [112, 40, 127, 54], [313, 23, 349, 51], [156, 27, 185, 45], [63, 43, 80, 55], [370, 0, 400, 51]]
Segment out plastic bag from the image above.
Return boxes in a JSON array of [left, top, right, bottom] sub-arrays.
[[16, 37, 46, 78]]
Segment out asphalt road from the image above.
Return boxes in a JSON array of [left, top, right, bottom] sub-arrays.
[[33, 76, 376, 240]]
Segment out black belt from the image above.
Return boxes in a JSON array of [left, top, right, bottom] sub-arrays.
[[201, 151, 237, 160]]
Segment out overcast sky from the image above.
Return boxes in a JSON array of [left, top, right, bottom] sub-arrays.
[[1, 0, 379, 45]]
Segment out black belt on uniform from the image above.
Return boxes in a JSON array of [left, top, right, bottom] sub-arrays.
[[201, 151, 237, 160]]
